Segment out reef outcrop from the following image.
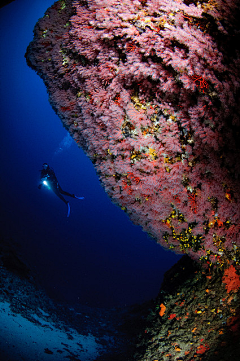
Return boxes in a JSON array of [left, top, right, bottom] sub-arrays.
[[0, 0, 15, 9], [26, 0, 240, 267], [133, 255, 240, 360]]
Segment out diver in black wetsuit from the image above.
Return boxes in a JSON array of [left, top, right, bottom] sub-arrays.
[[39, 163, 84, 217]]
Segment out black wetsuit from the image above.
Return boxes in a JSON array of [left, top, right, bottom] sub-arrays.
[[39, 165, 75, 205]]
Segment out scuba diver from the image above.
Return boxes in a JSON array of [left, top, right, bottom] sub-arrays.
[[38, 163, 84, 217]]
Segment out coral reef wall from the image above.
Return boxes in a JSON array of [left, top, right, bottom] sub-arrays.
[[26, 0, 240, 265]]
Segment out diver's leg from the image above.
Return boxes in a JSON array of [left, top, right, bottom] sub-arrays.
[[58, 185, 76, 198], [51, 185, 68, 204], [58, 185, 84, 199], [51, 186, 71, 217], [56, 192, 69, 205]]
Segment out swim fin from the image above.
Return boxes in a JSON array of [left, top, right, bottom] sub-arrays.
[[75, 196, 84, 200], [67, 202, 71, 217]]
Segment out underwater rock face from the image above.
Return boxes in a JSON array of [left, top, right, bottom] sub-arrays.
[[26, 0, 240, 265], [0, 0, 15, 9], [133, 255, 240, 361]]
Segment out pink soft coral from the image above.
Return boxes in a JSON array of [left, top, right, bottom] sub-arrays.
[[26, 0, 240, 264]]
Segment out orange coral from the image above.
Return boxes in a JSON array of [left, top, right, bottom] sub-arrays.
[[159, 303, 166, 317], [168, 313, 176, 320], [222, 265, 240, 293], [196, 343, 210, 354]]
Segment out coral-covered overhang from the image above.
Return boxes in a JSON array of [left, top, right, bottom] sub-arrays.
[[26, 0, 240, 265]]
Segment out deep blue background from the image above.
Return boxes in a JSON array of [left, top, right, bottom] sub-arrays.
[[0, 0, 181, 308]]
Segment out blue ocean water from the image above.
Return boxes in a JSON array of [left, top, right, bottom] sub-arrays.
[[0, 0, 181, 308]]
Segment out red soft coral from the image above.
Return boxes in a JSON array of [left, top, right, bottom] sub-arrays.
[[222, 265, 240, 293]]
